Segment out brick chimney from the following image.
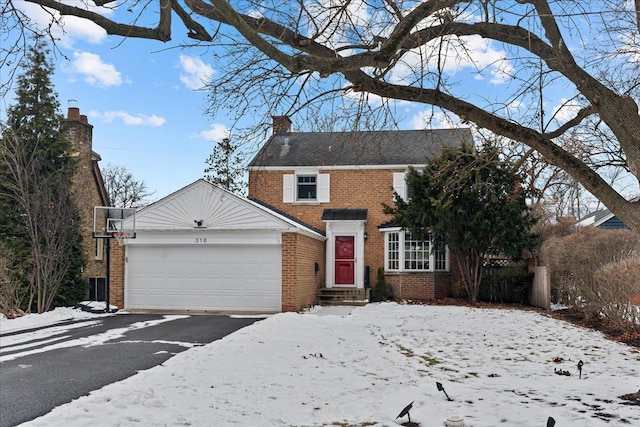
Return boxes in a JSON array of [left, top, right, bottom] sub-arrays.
[[272, 115, 292, 134], [63, 105, 93, 161], [67, 106, 89, 124]]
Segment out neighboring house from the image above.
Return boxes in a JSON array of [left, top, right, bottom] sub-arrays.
[[108, 117, 472, 312], [64, 106, 110, 300], [248, 116, 472, 302], [575, 208, 629, 229]]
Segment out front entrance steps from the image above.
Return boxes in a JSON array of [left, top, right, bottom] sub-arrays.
[[316, 287, 369, 306]]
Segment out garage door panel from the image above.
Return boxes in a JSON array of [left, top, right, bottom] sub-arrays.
[[126, 244, 281, 312]]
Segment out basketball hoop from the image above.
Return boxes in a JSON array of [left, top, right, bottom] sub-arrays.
[[112, 231, 133, 246], [92, 206, 137, 314]]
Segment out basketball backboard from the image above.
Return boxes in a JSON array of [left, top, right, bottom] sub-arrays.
[[93, 206, 136, 239]]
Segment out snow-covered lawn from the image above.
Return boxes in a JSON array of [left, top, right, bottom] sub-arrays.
[[5, 303, 640, 427]]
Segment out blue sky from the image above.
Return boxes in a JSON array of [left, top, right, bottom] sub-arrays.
[[2, 3, 238, 199], [1, 1, 523, 200], [2, 1, 637, 203]]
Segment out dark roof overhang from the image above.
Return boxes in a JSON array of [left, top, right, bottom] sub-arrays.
[[322, 208, 368, 221]]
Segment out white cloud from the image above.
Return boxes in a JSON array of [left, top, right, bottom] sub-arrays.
[[71, 52, 122, 88], [17, 1, 109, 47], [179, 55, 214, 90], [551, 98, 583, 124], [388, 35, 513, 87], [89, 110, 165, 127], [505, 99, 523, 113], [410, 109, 462, 129], [306, 0, 373, 49], [200, 124, 230, 141], [489, 58, 515, 84], [56, 16, 108, 48]]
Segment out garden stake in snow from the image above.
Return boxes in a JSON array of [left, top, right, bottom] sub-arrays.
[[578, 360, 584, 379], [396, 401, 418, 426], [436, 382, 453, 401], [547, 416, 556, 427]]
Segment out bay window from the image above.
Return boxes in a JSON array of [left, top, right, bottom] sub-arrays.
[[384, 230, 449, 272]]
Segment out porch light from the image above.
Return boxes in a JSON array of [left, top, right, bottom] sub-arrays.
[[364, 232, 368, 240]]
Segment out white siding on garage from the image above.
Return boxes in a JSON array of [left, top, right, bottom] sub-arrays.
[[126, 244, 281, 312]]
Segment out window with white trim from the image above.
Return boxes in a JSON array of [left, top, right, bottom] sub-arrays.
[[387, 232, 400, 270], [392, 170, 422, 201], [95, 239, 104, 261], [384, 230, 449, 272], [297, 175, 316, 200], [283, 173, 330, 203], [404, 232, 430, 270]]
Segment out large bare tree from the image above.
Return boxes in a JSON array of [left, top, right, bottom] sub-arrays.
[[4, 1, 640, 231], [102, 163, 154, 208]]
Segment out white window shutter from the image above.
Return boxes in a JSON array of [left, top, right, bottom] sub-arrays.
[[392, 172, 406, 200], [283, 174, 294, 203], [317, 173, 330, 202]]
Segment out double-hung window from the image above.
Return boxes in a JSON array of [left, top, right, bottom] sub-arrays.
[[384, 230, 449, 272], [404, 232, 430, 270], [297, 175, 317, 200], [283, 172, 330, 203]]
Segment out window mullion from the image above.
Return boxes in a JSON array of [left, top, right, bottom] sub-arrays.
[[400, 231, 405, 271]]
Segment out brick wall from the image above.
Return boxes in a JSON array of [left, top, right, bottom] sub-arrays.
[[108, 240, 126, 308], [249, 168, 400, 276], [385, 272, 454, 301], [281, 232, 325, 311]]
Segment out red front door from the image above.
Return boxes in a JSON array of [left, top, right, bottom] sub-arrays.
[[335, 236, 355, 285]]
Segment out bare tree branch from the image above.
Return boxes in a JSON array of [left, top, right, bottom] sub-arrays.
[[7, 0, 640, 232]]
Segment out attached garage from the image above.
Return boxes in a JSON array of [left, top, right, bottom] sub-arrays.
[[111, 180, 325, 313], [126, 243, 281, 312]]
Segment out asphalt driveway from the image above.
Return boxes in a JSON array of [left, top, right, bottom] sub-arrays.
[[0, 313, 261, 427]]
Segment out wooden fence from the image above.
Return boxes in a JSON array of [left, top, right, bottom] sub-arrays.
[[482, 258, 550, 309], [529, 265, 550, 310]]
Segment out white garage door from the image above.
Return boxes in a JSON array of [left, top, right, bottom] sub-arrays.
[[126, 244, 281, 312]]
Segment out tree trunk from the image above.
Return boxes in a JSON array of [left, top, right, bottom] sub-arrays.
[[456, 250, 484, 302]]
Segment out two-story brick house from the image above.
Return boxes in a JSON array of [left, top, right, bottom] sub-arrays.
[[108, 117, 472, 312], [248, 116, 472, 301]]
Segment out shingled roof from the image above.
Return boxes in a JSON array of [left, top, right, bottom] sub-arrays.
[[248, 128, 473, 168]]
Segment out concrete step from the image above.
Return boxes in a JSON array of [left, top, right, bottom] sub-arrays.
[[317, 288, 369, 306]]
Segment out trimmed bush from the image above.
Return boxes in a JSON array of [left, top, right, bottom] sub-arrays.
[[371, 267, 393, 302], [542, 227, 640, 329], [594, 256, 640, 330]]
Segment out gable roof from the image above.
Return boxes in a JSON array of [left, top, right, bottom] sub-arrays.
[[130, 180, 324, 239], [248, 128, 473, 168], [249, 198, 326, 236], [576, 208, 628, 229]]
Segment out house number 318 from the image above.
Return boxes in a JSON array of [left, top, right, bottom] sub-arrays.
[[195, 238, 207, 243]]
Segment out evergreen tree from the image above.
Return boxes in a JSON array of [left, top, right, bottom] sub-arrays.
[[0, 37, 86, 313], [385, 143, 539, 302], [204, 137, 246, 195]]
